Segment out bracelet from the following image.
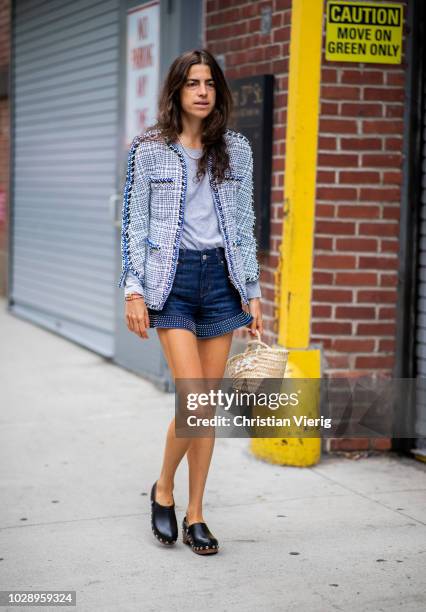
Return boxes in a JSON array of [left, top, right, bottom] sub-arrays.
[[125, 293, 144, 301]]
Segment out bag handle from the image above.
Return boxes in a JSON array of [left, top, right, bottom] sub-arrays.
[[244, 329, 271, 352]]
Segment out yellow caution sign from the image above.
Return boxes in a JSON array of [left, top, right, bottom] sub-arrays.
[[325, 1, 403, 64]]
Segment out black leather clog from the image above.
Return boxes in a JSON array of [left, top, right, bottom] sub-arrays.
[[150, 481, 178, 545], [182, 515, 219, 554]]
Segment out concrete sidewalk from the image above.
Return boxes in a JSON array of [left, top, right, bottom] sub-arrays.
[[0, 299, 425, 612]]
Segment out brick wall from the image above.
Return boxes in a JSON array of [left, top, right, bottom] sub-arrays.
[[205, 0, 409, 452], [206, 0, 407, 363], [312, 1, 408, 451], [0, 0, 10, 296], [312, 3, 407, 387], [205, 0, 292, 347]]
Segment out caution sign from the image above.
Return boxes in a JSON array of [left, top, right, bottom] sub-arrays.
[[325, 1, 403, 64]]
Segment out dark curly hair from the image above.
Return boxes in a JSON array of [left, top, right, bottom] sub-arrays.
[[145, 49, 233, 184]]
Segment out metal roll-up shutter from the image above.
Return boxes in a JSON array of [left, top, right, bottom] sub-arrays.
[[414, 79, 426, 454], [11, 0, 120, 356]]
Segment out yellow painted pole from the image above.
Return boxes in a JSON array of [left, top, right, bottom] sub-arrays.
[[251, 0, 324, 467]]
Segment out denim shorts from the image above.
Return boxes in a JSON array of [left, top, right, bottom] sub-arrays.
[[147, 246, 253, 338]]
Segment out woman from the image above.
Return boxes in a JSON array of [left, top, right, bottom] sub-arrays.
[[118, 49, 263, 555]]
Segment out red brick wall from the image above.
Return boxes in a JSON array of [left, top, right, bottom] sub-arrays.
[[313, 1, 408, 452], [312, 1, 407, 389], [206, 1, 407, 378], [205, 0, 409, 452], [0, 0, 10, 296], [205, 0, 292, 347]]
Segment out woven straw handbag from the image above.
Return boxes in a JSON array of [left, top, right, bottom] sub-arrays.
[[225, 330, 289, 391]]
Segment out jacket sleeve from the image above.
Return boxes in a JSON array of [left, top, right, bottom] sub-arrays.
[[124, 270, 144, 297], [246, 279, 262, 299], [117, 136, 151, 292], [237, 141, 260, 284]]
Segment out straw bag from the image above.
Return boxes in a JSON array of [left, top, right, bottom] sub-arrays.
[[225, 330, 289, 392]]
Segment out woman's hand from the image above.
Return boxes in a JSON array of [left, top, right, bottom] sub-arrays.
[[125, 296, 150, 339], [243, 297, 264, 336]]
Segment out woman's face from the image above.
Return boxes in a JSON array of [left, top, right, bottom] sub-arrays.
[[179, 63, 216, 121]]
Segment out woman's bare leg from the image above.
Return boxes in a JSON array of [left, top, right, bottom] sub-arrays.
[[154, 327, 234, 524], [154, 328, 204, 506], [185, 332, 233, 524]]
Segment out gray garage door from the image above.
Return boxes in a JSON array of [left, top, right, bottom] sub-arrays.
[[415, 79, 426, 453], [10, 0, 120, 355]]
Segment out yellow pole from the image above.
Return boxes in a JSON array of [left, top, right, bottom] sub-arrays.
[[251, 0, 324, 467]]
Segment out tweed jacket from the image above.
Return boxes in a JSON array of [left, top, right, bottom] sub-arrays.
[[118, 127, 261, 310]]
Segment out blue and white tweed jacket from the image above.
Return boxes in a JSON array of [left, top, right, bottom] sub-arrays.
[[118, 127, 261, 310]]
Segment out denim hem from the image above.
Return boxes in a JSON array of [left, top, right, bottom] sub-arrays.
[[148, 313, 196, 334], [147, 310, 253, 338], [195, 310, 253, 338]]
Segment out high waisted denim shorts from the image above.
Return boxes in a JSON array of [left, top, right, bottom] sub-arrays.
[[147, 246, 253, 339]]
